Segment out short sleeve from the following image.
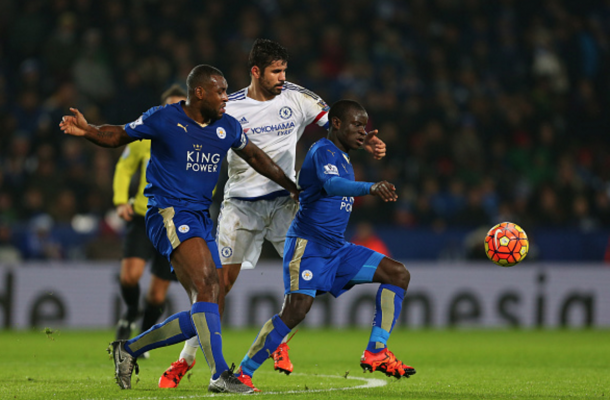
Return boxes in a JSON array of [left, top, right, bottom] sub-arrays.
[[124, 106, 162, 140], [230, 120, 249, 150], [288, 83, 329, 128], [311, 146, 340, 185]]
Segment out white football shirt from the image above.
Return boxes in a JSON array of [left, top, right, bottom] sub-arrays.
[[224, 82, 329, 199]]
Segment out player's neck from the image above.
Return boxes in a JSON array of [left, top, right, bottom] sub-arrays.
[[247, 82, 276, 102], [182, 102, 212, 125], [328, 133, 349, 154]]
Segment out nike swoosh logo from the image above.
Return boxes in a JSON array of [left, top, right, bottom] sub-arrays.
[[494, 229, 500, 249]]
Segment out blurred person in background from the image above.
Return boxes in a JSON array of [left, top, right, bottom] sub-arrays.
[[0, 221, 22, 263], [351, 221, 391, 257]]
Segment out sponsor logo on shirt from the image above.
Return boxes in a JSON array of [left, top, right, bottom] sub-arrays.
[[279, 106, 293, 120], [302, 270, 313, 281], [340, 197, 354, 213], [248, 121, 295, 136], [186, 150, 221, 172], [216, 127, 226, 139], [177, 123, 188, 132], [323, 164, 339, 175], [239, 116, 248, 124]]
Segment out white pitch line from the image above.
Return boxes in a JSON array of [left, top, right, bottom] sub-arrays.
[[84, 373, 387, 399]]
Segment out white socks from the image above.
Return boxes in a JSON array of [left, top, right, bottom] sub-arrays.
[[180, 336, 199, 365]]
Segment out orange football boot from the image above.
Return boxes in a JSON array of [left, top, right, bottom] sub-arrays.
[[158, 358, 195, 388], [360, 348, 416, 379]]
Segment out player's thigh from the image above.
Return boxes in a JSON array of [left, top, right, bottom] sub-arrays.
[[217, 199, 265, 266], [265, 197, 298, 257], [147, 207, 222, 293], [328, 243, 387, 297], [171, 237, 219, 301]]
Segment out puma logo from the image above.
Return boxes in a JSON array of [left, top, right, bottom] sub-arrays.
[[327, 149, 335, 156], [177, 123, 188, 132]]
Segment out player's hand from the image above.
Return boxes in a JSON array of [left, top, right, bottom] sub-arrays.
[[116, 203, 134, 221], [59, 107, 90, 137], [289, 189, 301, 204], [370, 180, 398, 202], [362, 130, 386, 160]]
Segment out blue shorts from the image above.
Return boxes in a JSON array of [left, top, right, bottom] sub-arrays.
[[145, 205, 222, 270], [283, 237, 385, 298]]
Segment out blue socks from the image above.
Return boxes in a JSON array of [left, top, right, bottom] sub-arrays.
[[366, 284, 405, 353], [125, 310, 195, 357], [190, 302, 228, 380], [239, 315, 291, 377], [124, 301, 229, 380]]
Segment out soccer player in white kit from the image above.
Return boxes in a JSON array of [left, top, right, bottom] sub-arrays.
[[159, 39, 386, 388]]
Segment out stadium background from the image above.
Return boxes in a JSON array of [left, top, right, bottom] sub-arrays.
[[0, 0, 610, 330]]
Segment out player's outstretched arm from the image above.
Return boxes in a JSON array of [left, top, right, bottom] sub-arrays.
[[234, 141, 299, 201], [370, 180, 398, 202], [362, 129, 386, 160], [59, 108, 135, 148]]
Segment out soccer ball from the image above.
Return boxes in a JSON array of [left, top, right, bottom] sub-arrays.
[[484, 222, 529, 267]]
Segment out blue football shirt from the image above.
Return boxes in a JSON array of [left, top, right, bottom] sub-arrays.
[[124, 101, 248, 210], [287, 137, 357, 248]]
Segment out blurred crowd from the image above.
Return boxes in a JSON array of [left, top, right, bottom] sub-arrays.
[[1, 0, 610, 261]]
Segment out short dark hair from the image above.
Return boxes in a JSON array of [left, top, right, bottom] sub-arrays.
[[186, 64, 224, 92], [328, 100, 366, 124], [160, 84, 186, 104], [248, 39, 289, 72]]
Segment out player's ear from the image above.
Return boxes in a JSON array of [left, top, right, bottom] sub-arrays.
[[331, 116, 341, 130], [195, 86, 205, 99], [251, 66, 261, 79]]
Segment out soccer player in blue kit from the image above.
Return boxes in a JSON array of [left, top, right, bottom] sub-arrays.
[[232, 100, 416, 392], [59, 64, 299, 394]]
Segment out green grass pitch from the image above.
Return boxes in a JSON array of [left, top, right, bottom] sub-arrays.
[[0, 328, 608, 399]]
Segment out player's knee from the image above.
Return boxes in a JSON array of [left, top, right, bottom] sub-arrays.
[[120, 272, 140, 286], [380, 259, 410, 290], [393, 263, 410, 290], [146, 290, 166, 305]]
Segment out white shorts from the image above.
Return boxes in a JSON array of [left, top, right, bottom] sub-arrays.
[[216, 196, 298, 269]]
